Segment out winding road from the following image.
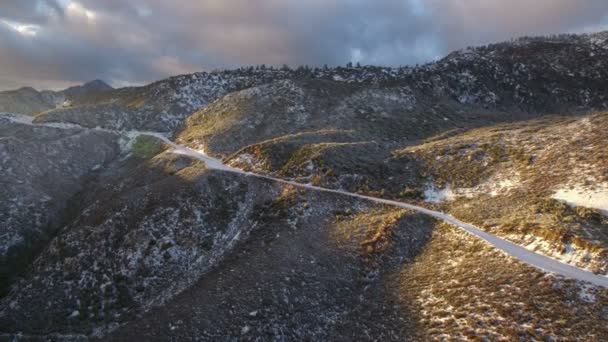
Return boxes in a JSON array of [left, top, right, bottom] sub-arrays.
[[2, 113, 607, 287], [148, 132, 608, 288]]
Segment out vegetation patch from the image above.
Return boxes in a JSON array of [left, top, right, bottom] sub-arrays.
[[132, 135, 165, 159], [251, 186, 302, 223]]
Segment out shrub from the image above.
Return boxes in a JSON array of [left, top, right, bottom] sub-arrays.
[[132, 135, 164, 159]]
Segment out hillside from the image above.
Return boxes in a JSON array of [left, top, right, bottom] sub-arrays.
[[0, 80, 113, 116], [1, 31, 608, 340]]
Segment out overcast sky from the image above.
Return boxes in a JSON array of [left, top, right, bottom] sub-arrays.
[[1, 0, 608, 91]]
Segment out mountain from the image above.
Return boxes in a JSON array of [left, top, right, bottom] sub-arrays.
[[1, 32, 608, 340], [0, 80, 113, 116], [61, 79, 113, 99], [28, 31, 608, 136], [0, 87, 61, 116]]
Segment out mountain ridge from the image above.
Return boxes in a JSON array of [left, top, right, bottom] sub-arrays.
[[0, 79, 113, 116]]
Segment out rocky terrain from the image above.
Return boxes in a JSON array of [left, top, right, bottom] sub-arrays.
[[0, 114, 124, 297], [1, 31, 608, 340]]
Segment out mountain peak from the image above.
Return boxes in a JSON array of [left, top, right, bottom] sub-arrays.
[[61, 79, 113, 98], [81, 79, 113, 91], [15, 86, 38, 93]]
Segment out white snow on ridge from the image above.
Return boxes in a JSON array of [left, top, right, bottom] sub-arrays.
[[552, 184, 608, 215]]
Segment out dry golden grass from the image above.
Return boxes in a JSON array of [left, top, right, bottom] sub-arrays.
[[125, 96, 147, 109], [329, 208, 433, 279], [398, 112, 608, 191], [390, 222, 608, 341], [396, 112, 608, 271], [447, 192, 608, 273], [330, 207, 408, 252]]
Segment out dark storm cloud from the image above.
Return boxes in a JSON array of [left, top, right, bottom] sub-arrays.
[[1, 0, 608, 90]]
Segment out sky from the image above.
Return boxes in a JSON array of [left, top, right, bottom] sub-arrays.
[[1, 0, 608, 91]]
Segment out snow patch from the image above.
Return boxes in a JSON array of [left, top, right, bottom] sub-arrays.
[[228, 152, 265, 170], [578, 284, 597, 303], [424, 185, 455, 203], [506, 234, 606, 275], [424, 173, 520, 203], [552, 183, 608, 215]]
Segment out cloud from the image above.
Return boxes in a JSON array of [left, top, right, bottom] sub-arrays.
[[1, 20, 42, 36], [1, 0, 608, 90], [427, 0, 608, 51], [0, 0, 63, 24]]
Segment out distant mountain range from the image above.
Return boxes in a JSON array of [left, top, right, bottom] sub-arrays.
[[0, 79, 113, 115]]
